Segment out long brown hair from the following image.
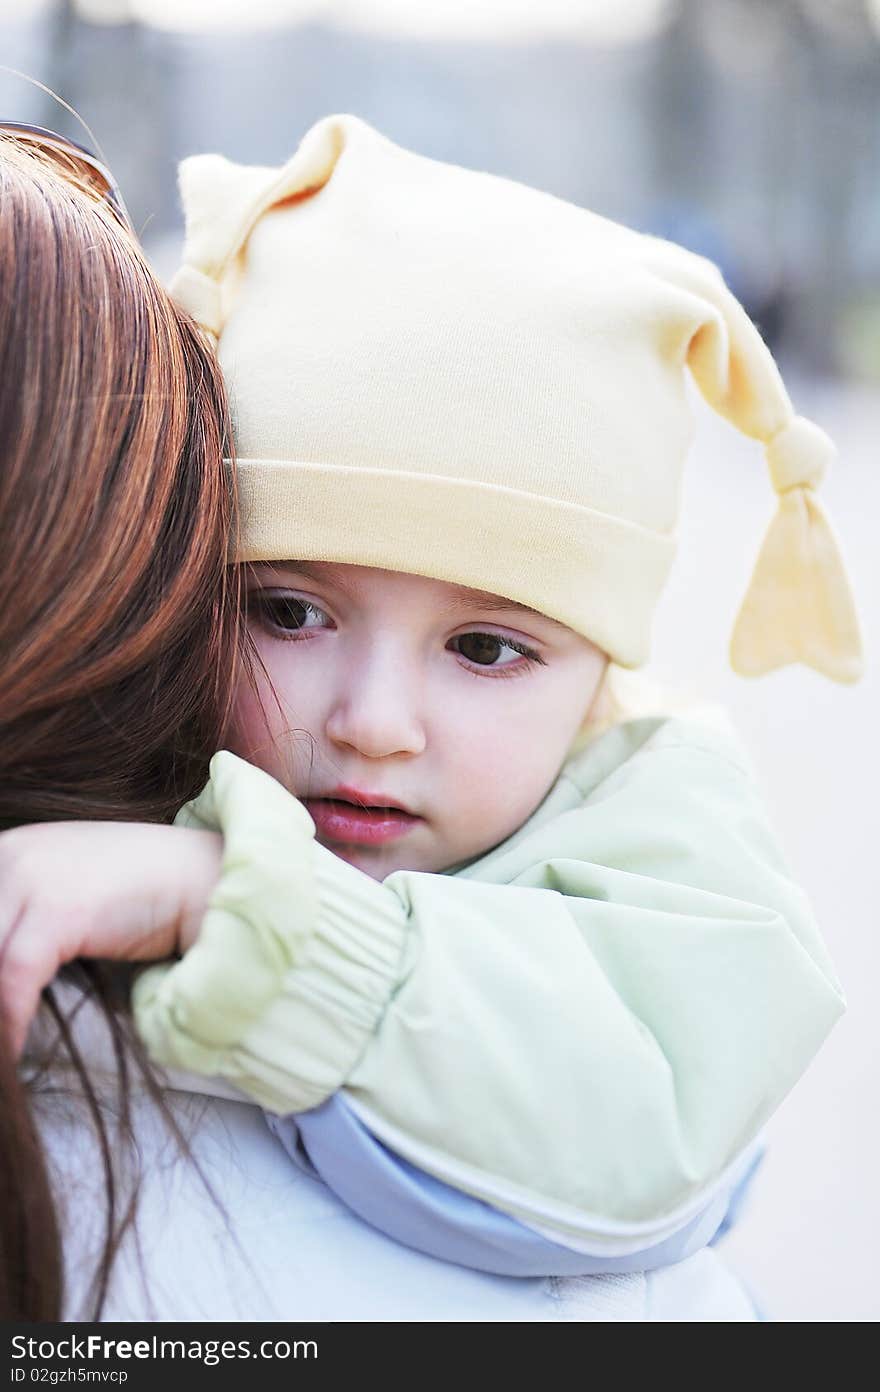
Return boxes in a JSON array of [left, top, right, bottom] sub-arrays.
[[0, 136, 240, 1319]]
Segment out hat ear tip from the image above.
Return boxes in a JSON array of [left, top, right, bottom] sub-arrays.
[[818, 652, 865, 685], [176, 153, 263, 262], [177, 152, 234, 209], [730, 626, 865, 686], [728, 629, 775, 680]]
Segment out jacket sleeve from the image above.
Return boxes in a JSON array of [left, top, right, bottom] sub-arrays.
[[132, 725, 843, 1250]]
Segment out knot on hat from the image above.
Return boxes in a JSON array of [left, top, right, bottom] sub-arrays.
[[766, 415, 835, 495], [169, 264, 223, 340]]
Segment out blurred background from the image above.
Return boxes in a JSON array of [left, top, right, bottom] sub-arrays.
[[1, 0, 877, 1322]]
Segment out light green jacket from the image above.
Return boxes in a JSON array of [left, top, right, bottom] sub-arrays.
[[133, 711, 843, 1246]]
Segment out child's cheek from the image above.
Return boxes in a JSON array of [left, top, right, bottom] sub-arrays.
[[227, 681, 265, 760], [226, 666, 289, 781], [450, 725, 553, 853]]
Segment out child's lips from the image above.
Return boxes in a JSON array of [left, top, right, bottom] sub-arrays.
[[302, 797, 422, 846]]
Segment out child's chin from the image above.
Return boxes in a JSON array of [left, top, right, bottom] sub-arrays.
[[320, 837, 434, 880]]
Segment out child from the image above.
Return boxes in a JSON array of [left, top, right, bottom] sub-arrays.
[[6, 116, 862, 1288], [140, 113, 863, 1274]]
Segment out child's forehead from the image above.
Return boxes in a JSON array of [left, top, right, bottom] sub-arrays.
[[251, 558, 555, 622]]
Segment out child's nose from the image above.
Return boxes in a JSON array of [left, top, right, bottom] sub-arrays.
[[325, 658, 427, 760]]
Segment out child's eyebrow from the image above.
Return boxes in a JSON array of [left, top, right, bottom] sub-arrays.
[[449, 592, 540, 615], [441, 589, 566, 628]]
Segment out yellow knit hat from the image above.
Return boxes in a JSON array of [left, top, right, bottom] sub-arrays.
[[171, 115, 862, 683]]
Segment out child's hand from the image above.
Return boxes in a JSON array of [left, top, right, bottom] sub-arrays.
[[0, 821, 222, 1057]]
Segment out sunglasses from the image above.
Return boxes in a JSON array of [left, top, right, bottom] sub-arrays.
[[0, 120, 132, 231]]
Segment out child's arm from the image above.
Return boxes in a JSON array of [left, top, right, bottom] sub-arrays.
[[132, 717, 843, 1258], [0, 811, 752, 1277], [0, 821, 220, 1055]]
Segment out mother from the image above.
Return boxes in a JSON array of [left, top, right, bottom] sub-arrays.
[[0, 125, 238, 1320]]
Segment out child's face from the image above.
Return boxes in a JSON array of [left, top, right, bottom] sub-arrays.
[[230, 562, 607, 880]]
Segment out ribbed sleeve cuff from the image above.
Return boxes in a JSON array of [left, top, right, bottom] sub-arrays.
[[132, 751, 409, 1113]]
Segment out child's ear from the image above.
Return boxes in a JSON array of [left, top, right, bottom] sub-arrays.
[[569, 656, 615, 750]]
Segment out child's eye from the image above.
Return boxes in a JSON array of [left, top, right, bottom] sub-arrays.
[[248, 591, 330, 636], [448, 631, 544, 670]]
